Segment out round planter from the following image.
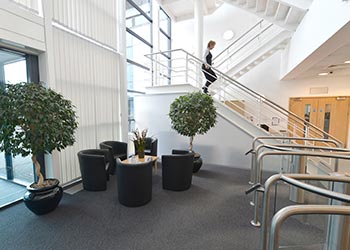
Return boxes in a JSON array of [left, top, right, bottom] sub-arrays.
[[23, 178, 63, 215], [193, 153, 203, 173]]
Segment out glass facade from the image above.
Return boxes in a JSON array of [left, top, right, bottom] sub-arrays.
[[126, 0, 171, 132]]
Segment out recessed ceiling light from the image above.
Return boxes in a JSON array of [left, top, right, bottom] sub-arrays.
[[318, 72, 328, 76], [344, 60, 350, 64]]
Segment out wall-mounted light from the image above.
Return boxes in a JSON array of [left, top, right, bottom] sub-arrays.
[[223, 30, 235, 41]]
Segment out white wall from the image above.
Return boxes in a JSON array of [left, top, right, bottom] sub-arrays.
[[38, 0, 122, 183], [281, 0, 350, 78], [238, 50, 350, 146], [239, 51, 350, 110], [0, 0, 45, 51], [133, 89, 282, 170], [172, 3, 259, 55], [0, 0, 124, 184]]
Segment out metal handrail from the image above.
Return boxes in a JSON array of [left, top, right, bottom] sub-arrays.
[[254, 143, 350, 166], [269, 205, 350, 250], [251, 151, 350, 227], [144, 49, 341, 146], [260, 173, 350, 250], [247, 136, 343, 184]]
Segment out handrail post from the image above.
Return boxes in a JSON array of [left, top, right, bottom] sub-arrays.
[[185, 53, 188, 84], [327, 172, 350, 250]]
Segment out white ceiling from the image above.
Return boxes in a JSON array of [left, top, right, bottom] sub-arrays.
[[285, 23, 350, 79], [157, 0, 223, 22], [158, 0, 350, 80]]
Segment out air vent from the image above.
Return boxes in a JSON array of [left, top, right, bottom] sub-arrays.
[[310, 87, 328, 94]]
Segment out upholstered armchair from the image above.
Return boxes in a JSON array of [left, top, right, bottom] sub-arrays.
[[99, 141, 128, 175], [134, 137, 158, 156], [172, 149, 203, 173], [116, 159, 153, 207], [77, 149, 110, 191], [161, 153, 194, 191]]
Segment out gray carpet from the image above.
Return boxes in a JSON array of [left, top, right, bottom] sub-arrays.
[[0, 164, 327, 250]]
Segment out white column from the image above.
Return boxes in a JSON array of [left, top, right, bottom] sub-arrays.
[[194, 0, 203, 87], [194, 0, 203, 59], [39, 0, 60, 180], [152, 1, 160, 86], [117, 0, 129, 143]]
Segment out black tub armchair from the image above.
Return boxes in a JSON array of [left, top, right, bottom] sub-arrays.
[[77, 149, 110, 191], [134, 137, 158, 156], [161, 153, 194, 191], [116, 159, 153, 207], [99, 141, 128, 174]]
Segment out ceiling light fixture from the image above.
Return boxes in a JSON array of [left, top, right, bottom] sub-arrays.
[[344, 60, 350, 64], [318, 72, 329, 76]]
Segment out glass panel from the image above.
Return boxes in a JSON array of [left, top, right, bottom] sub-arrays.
[[4, 60, 27, 84], [323, 104, 331, 138], [128, 94, 135, 132], [126, 0, 151, 18], [303, 104, 311, 137], [0, 50, 34, 185], [126, 33, 151, 64], [159, 32, 170, 53], [0, 48, 35, 207], [126, 3, 152, 44], [159, 8, 170, 36], [127, 62, 151, 92]]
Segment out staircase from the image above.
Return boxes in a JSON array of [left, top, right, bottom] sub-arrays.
[[213, 19, 292, 79], [145, 48, 341, 147], [222, 0, 313, 31]]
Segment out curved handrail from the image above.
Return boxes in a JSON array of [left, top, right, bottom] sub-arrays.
[[247, 136, 343, 184], [251, 151, 350, 227], [144, 48, 342, 146], [269, 205, 350, 250], [260, 173, 350, 250]]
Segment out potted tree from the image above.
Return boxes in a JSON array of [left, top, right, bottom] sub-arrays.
[[169, 91, 217, 172], [0, 82, 78, 215]]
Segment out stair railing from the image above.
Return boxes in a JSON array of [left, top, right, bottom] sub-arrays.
[[212, 19, 286, 73], [144, 48, 342, 148]]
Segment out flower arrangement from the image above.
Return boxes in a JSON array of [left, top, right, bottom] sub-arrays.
[[132, 128, 148, 158]]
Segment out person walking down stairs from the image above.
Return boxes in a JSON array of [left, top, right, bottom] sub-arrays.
[[202, 40, 217, 94]]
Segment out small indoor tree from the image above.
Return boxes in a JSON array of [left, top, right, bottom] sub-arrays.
[[0, 82, 78, 188], [169, 91, 217, 151]]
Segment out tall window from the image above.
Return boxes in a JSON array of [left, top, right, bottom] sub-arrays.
[[126, 0, 152, 131], [159, 7, 171, 83], [126, 0, 172, 132], [0, 47, 39, 207]]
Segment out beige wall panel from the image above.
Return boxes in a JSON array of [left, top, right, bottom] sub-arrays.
[[52, 0, 117, 49], [52, 27, 120, 183]]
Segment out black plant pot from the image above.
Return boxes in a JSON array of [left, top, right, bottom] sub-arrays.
[[172, 149, 203, 173], [23, 178, 63, 215], [193, 153, 203, 173]]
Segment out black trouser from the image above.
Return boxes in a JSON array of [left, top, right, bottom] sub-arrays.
[[202, 64, 217, 88]]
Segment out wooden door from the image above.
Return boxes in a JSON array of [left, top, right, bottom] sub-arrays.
[[289, 96, 350, 146], [289, 97, 318, 138]]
